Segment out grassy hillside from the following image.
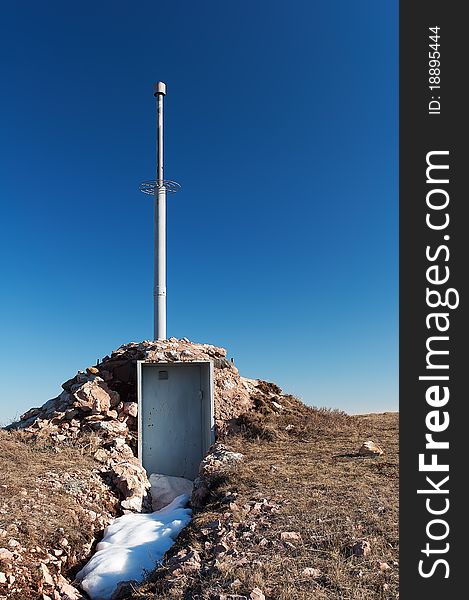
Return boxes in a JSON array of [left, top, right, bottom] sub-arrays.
[[133, 408, 398, 599], [1, 401, 398, 599], [0, 430, 119, 599]]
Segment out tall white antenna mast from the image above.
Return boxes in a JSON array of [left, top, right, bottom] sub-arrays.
[[140, 82, 180, 340]]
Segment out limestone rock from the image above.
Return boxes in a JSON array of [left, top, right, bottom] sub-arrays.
[[62, 375, 78, 391], [111, 460, 150, 512], [0, 547, 13, 560], [71, 380, 119, 414], [38, 562, 54, 587], [280, 531, 301, 542], [168, 548, 201, 576], [302, 567, 321, 578], [19, 407, 41, 421], [191, 443, 244, 509], [199, 443, 243, 476], [358, 441, 384, 456], [250, 588, 266, 600], [56, 574, 84, 599], [89, 420, 128, 435]]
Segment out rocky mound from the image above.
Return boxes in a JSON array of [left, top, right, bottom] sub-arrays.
[[6, 338, 281, 513], [2, 338, 330, 600]]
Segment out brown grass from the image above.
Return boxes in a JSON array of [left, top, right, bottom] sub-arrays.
[[0, 429, 119, 599], [133, 407, 398, 600]]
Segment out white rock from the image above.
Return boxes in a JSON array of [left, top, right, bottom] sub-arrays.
[[120, 496, 145, 512], [250, 588, 266, 600], [222, 378, 237, 390], [302, 567, 321, 578], [0, 548, 14, 560], [199, 443, 244, 476], [358, 441, 384, 456], [56, 574, 82, 599], [280, 531, 301, 541], [39, 562, 54, 586]]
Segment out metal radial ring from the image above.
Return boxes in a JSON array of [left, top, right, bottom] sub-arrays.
[[139, 180, 181, 195]]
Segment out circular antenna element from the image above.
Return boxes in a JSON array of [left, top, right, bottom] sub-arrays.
[[139, 180, 181, 195]]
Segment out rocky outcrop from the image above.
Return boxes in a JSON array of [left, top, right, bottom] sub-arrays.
[[2, 338, 301, 600], [192, 443, 244, 509], [5, 338, 274, 513]]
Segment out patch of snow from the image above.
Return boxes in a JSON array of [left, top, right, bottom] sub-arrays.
[[149, 473, 193, 511], [75, 494, 191, 600]]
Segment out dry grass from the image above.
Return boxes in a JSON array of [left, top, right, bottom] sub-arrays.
[[0, 429, 119, 598], [134, 407, 398, 600], [1, 397, 398, 600]]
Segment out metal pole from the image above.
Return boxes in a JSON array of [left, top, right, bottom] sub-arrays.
[[154, 81, 167, 340]]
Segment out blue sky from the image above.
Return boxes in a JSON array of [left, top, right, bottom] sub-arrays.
[[0, 1, 398, 424]]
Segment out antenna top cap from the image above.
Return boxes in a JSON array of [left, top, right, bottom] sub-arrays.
[[153, 81, 166, 96]]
